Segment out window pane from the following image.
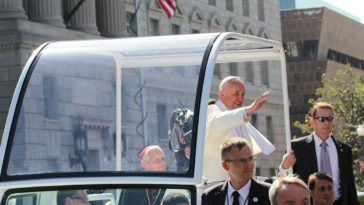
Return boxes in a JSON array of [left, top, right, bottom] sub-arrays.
[[226, 0, 233, 11], [261, 61, 269, 87], [126, 12, 137, 37], [7, 34, 214, 176], [258, 0, 265, 21], [157, 104, 168, 139], [245, 62, 254, 85], [150, 18, 160, 35], [208, 0, 216, 6], [242, 0, 249, 17], [171, 24, 180, 35], [266, 116, 273, 143], [5, 187, 194, 205], [229, 63, 237, 76]]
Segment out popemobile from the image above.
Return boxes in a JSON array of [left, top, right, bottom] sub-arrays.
[[0, 32, 291, 205]]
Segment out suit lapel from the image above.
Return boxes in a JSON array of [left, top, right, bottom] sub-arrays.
[[214, 181, 228, 205], [306, 135, 318, 172], [248, 179, 263, 205], [332, 136, 345, 179]]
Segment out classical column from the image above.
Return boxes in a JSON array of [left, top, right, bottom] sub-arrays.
[[0, 0, 27, 19], [64, 0, 99, 35], [28, 0, 64, 27], [96, 0, 127, 37]]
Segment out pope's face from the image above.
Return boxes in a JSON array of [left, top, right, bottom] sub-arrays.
[[219, 81, 245, 110]]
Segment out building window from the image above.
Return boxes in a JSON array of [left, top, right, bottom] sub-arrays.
[[208, 0, 216, 6], [156, 104, 168, 139], [126, 12, 137, 37], [266, 116, 274, 143], [43, 76, 58, 119], [256, 167, 261, 176], [149, 18, 160, 36], [226, 0, 233, 11], [327, 49, 364, 69], [242, 0, 249, 17], [191, 29, 200, 33], [251, 114, 258, 128], [269, 167, 275, 177], [214, 64, 221, 79], [245, 62, 254, 85], [261, 61, 269, 87], [258, 0, 265, 21], [229, 63, 238, 76], [171, 24, 180, 34], [283, 40, 318, 61]]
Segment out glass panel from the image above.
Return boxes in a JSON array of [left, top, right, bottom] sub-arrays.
[[7, 34, 215, 176], [258, 0, 264, 21], [5, 187, 194, 205], [242, 0, 249, 17], [207, 59, 283, 180]]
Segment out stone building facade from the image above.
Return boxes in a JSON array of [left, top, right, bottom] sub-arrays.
[[281, 7, 364, 137], [0, 0, 285, 176]]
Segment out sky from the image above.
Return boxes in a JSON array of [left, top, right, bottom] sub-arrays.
[[324, 0, 364, 24], [295, 0, 364, 24]]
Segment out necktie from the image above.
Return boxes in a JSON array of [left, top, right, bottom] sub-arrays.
[[232, 191, 240, 205], [320, 141, 332, 176]]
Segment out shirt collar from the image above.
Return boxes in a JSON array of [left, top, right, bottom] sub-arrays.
[[216, 99, 228, 111], [227, 179, 251, 202], [313, 132, 334, 147]]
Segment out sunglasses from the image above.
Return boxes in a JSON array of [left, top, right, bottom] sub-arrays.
[[313, 116, 334, 122], [70, 195, 89, 203]]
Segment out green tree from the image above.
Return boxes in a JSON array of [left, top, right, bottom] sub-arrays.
[[293, 65, 364, 188]]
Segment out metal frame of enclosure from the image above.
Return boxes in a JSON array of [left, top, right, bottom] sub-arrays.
[[0, 32, 290, 205]]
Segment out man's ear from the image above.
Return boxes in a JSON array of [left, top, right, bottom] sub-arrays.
[[219, 89, 224, 98], [310, 117, 314, 126], [141, 160, 146, 169], [222, 161, 229, 171]]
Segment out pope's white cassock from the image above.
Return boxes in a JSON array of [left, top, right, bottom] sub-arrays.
[[202, 99, 276, 182]]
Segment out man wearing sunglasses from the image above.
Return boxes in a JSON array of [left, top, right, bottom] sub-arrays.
[[279, 102, 358, 205], [202, 137, 270, 205]]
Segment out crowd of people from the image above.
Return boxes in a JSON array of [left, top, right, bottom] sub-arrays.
[[200, 76, 358, 205], [58, 75, 359, 205]]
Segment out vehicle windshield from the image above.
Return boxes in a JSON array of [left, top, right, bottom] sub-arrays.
[[5, 34, 217, 177]]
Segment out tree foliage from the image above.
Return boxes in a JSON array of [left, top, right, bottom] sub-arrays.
[[293, 65, 364, 188]]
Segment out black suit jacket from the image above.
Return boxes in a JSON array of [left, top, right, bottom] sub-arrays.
[[291, 134, 358, 205], [201, 178, 271, 205]]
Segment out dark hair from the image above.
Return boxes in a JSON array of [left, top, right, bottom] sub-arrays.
[[312, 102, 333, 117], [308, 172, 333, 191], [208, 99, 216, 105], [162, 192, 189, 205], [220, 137, 250, 161]]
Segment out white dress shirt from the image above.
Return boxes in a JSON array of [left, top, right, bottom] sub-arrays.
[[313, 132, 341, 200], [226, 179, 251, 205]]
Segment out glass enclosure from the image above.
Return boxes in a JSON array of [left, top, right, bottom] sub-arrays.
[[4, 186, 194, 205], [5, 34, 217, 177]]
